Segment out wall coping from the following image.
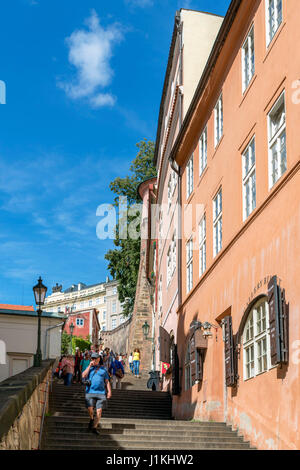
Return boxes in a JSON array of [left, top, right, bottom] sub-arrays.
[[102, 316, 132, 336], [0, 359, 55, 441]]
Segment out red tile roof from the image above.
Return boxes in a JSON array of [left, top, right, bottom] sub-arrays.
[[0, 304, 34, 311]]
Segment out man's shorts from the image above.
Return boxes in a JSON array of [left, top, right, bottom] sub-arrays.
[[85, 393, 107, 410]]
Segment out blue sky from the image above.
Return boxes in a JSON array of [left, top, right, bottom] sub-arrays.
[[0, 0, 230, 306]]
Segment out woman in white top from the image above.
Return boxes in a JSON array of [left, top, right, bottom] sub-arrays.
[[128, 353, 133, 374]]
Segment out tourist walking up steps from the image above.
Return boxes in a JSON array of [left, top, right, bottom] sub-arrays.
[[128, 352, 134, 374], [74, 348, 83, 383], [109, 355, 124, 389], [133, 348, 141, 378], [61, 354, 74, 386], [82, 353, 112, 435]]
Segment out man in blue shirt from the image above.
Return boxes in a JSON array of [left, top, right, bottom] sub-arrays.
[[82, 352, 112, 434]]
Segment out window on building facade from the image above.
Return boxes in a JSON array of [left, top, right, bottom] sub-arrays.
[[214, 94, 223, 147], [171, 169, 177, 195], [186, 238, 193, 293], [113, 287, 117, 295], [89, 300, 92, 307], [268, 92, 286, 188], [242, 26, 255, 92], [167, 175, 172, 211], [185, 341, 192, 391], [199, 215, 206, 277], [186, 155, 194, 199], [104, 297, 106, 303], [158, 275, 162, 317], [213, 189, 222, 257], [103, 311, 106, 321], [167, 246, 172, 286], [102, 325, 106, 331], [76, 318, 84, 327], [266, 0, 283, 45], [199, 127, 207, 176], [242, 137, 256, 219], [112, 301, 116, 313], [112, 318, 117, 329], [171, 232, 176, 276], [243, 298, 272, 380], [96, 298, 100, 305]]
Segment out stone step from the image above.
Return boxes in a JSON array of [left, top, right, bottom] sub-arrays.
[[45, 428, 242, 438], [44, 435, 249, 445], [43, 441, 252, 450], [46, 416, 229, 427]]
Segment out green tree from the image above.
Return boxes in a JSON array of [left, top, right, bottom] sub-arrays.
[[61, 331, 71, 355], [105, 140, 156, 317]]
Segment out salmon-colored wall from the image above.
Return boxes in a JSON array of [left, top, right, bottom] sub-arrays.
[[174, 0, 300, 450]]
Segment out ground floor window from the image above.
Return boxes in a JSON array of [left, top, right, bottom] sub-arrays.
[[243, 298, 271, 380]]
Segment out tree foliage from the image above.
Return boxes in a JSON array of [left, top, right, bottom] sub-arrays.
[[105, 140, 156, 317]]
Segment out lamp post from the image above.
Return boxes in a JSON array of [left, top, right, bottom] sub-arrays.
[[33, 277, 47, 367], [142, 321, 160, 390], [69, 322, 74, 355]]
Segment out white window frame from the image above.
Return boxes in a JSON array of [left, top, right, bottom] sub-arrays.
[[199, 214, 206, 277], [186, 155, 194, 199], [167, 175, 172, 211], [242, 26, 255, 93], [167, 246, 172, 286], [242, 137, 256, 220], [171, 169, 177, 195], [199, 127, 207, 176], [171, 232, 177, 276], [186, 238, 193, 293], [214, 94, 223, 147], [268, 91, 286, 188], [213, 189, 222, 257], [243, 298, 272, 380], [76, 318, 84, 327], [111, 318, 117, 329], [265, 0, 283, 46]]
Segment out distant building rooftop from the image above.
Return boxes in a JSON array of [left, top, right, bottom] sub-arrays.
[[0, 304, 64, 319]]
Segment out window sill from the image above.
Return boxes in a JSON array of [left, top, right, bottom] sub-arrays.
[[186, 191, 195, 205], [239, 74, 257, 108], [263, 22, 286, 64], [212, 135, 224, 159], [197, 166, 209, 188]]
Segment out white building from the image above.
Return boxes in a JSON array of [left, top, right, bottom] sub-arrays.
[[0, 304, 64, 384], [43, 279, 125, 333]]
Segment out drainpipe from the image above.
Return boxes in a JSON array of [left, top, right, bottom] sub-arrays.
[[44, 321, 66, 359]]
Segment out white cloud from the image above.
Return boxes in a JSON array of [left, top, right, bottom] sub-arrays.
[[59, 10, 124, 107]]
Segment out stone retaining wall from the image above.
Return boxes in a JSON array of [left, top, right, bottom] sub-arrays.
[[101, 317, 132, 355], [0, 359, 55, 450]]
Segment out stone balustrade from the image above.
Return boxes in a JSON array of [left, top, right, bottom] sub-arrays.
[[0, 359, 55, 450]]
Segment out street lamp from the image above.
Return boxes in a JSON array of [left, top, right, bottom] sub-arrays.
[[69, 322, 74, 355], [33, 277, 47, 367], [142, 321, 160, 390], [142, 321, 151, 340]]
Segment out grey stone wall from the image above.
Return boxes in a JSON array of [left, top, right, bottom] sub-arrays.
[[0, 360, 55, 450], [101, 317, 132, 355]]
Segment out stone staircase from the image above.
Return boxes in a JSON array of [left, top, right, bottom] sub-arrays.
[[42, 372, 254, 450]]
